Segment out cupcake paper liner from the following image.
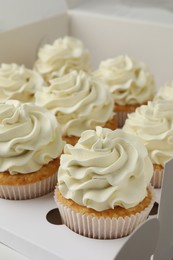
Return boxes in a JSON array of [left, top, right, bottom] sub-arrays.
[[151, 166, 163, 188], [116, 111, 130, 128], [0, 173, 57, 200], [54, 185, 154, 239]]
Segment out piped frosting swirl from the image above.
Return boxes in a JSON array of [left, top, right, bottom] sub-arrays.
[[94, 55, 155, 105], [58, 127, 153, 211], [0, 63, 44, 102], [35, 70, 115, 137], [34, 36, 91, 82], [0, 100, 64, 174], [123, 100, 173, 166]]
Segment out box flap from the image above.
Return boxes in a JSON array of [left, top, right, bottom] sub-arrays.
[[0, 0, 67, 32], [153, 158, 173, 260]]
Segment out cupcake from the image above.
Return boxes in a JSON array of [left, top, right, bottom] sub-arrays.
[[154, 81, 173, 101], [0, 63, 45, 102], [0, 100, 64, 200], [93, 55, 155, 128], [34, 36, 91, 84], [54, 127, 154, 239], [35, 70, 117, 145], [123, 100, 173, 188]]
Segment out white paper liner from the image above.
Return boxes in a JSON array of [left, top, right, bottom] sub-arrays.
[[0, 172, 57, 200], [116, 105, 141, 128], [116, 111, 130, 128], [151, 166, 164, 188], [54, 185, 155, 239]]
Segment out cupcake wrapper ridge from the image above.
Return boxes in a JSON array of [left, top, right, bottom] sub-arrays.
[[116, 111, 130, 128], [151, 167, 163, 188], [0, 173, 57, 200], [54, 185, 155, 239]]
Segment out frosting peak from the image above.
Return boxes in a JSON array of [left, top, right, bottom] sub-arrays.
[[58, 127, 153, 211]]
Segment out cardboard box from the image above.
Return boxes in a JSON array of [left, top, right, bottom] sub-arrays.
[[0, 1, 173, 259]]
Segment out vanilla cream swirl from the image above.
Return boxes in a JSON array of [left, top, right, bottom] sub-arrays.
[[154, 81, 173, 101], [35, 70, 115, 137], [123, 100, 173, 166], [34, 36, 91, 82], [94, 55, 155, 105], [58, 127, 153, 211], [0, 63, 45, 102], [0, 100, 64, 174]]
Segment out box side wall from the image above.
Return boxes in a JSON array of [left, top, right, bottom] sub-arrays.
[[0, 14, 68, 68], [0, 0, 67, 32], [69, 11, 173, 89]]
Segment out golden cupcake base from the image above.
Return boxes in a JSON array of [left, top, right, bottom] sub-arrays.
[[0, 158, 60, 200]]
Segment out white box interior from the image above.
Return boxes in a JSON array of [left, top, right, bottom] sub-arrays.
[[0, 1, 173, 259], [68, 7, 173, 89], [1, 0, 173, 88], [71, 0, 173, 89]]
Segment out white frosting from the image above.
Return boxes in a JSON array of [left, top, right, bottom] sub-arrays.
[[0, 100, 64, 174], [34, 36, 91, 81], [154, 81, 173, 101], [0, 63, 45, 102], [58, 127, 153, 211], [94, 55, 155, 105], [123, 100, 173, 166], [35, 70, 115, 137]]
